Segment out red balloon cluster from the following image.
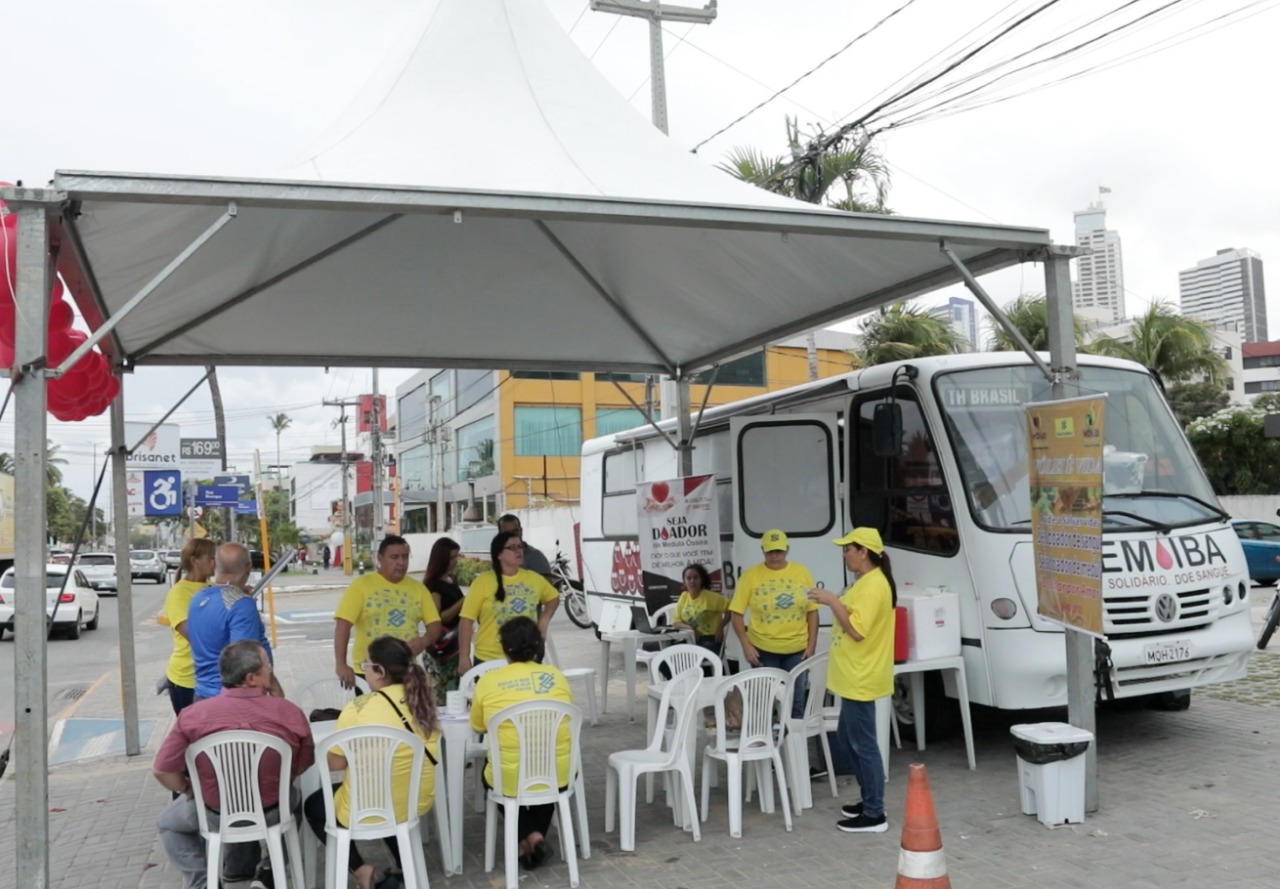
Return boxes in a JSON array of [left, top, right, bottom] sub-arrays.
[[1, 199, 119, 422]]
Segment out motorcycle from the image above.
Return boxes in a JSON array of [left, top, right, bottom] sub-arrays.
[[549, 546, 591, 629]]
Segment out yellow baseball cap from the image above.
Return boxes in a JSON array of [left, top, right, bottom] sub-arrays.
[[832, 527, 884, 555], [761, 529, 789, 552]]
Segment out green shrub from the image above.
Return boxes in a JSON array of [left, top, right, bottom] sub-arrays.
[[455, 556, 491, 587]]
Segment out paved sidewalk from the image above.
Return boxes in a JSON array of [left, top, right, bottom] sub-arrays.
[[4, 593, 1280, 889]]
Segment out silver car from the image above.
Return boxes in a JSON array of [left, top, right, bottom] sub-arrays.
[[161, 550, 183, 571], [75, 552, 119, 593], [0, 564, 101, 639], [129, 550, 167, 583]]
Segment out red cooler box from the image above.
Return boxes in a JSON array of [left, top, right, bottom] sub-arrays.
[[894, 606, 909, 664]]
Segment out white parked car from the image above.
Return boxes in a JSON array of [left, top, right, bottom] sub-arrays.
[[0, 564, 101, 639], [129, 550, 167, 583], [74, 552, 119, 593]]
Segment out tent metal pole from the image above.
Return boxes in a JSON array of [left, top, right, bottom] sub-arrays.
[[609, 380, 676, 449], [52, 202, 238, 377], [940, 242, 1054, 382], [110, 386, 142, 755], [675, 377, 694, 478], [533, 221, 676, 374], [11, 192, 55, 889], [1044, 247, 1096, 814], [127, 369, 214, 454]]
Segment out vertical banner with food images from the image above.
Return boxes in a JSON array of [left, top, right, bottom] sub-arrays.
[[1027, 395, 1107, 635], [637, 475, 721, 607]]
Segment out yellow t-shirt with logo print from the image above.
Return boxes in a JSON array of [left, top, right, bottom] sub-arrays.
[[674, 589, 729, 637], [459, 569, 558, 662], [728, 561, 818, 653], [334, 573, 442, 676], [469, 661, 573, 791]]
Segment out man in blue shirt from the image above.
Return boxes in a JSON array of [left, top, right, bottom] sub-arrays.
[[188, 543, 281, 700]]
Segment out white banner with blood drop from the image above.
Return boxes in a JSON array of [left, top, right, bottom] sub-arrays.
[[635, 475, 722, 607]]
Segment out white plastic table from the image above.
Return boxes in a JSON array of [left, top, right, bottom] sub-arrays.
[[437, 713, 474, 875], [598, 628, 693, 721], [892, 654, 976, 770]]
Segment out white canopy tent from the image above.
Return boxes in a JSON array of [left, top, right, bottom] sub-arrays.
[[4, 1, 1083, 884]]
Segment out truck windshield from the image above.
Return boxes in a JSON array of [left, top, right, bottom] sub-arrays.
[[935, 364, 1220, 532]]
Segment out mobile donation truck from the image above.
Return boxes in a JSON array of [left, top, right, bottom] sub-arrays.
[[578, 352, 1254, 722]]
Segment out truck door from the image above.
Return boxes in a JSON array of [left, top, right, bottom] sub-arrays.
[[730, 414, 845, 599]]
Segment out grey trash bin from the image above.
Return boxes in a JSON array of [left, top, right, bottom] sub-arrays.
[[1010, 722, 1093, 827]]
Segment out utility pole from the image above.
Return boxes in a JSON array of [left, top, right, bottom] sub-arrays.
[[370, 369, 385, 552], [427, 395, 451, 532], [590, 0, 717, 135], [324, 398, 359, 575]]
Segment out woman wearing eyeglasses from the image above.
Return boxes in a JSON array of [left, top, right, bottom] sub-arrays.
[[304, 636, 441, 889], [457, 531, 560, 676]]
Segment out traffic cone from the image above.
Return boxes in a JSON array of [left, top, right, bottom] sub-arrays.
[[894, 763, 950, 888]]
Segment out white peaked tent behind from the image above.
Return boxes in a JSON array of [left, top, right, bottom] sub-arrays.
[[5, 2, 1085, 885], [46, 0, 1057, 375]]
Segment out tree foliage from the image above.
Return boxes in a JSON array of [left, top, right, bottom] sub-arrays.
[[718, 116, 891, 213], [1167, 380, 1230, 428], [1186, 404, 1280, 494], [851, 303, 960, 367], [987, 294, 1086, 352], [1088, 302, 1227, 384]]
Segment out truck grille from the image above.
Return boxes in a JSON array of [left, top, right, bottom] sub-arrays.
[[1105, 586, 1217, 637]]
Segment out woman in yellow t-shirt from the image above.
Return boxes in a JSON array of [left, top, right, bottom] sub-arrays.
[[304, 636, 441, 889], [457, 532, 560, 676], [672, 563, 728, 655], [161, 538, 216, 715], [470, 616, 574, 871], [807, 527, 896, 834]]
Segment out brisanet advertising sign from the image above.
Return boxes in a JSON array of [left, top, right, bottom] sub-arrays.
[[125, 422, 181, 470]]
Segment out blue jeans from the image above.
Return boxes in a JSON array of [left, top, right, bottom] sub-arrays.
[[756, 649, 806, 718], [836, 697, 884, 818]]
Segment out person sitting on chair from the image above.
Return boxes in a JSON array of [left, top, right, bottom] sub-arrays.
[[469, 616, 573, 870], [304, 635, 441, 889]]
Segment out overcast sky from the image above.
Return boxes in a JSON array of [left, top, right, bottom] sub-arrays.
[[4, 0, 1276, 504]]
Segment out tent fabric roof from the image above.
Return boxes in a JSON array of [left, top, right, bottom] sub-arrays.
[[50, 0, 1056, 376]]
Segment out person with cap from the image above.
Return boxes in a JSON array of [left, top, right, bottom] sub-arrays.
[[807, 527, 896, 834], [727, 529, 819, 717]]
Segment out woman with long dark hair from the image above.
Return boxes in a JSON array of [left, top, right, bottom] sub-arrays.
[[423, 537, 464, 703], [672, 562, 728, 655], [160, 538, 217, 714], [807, 527, 897, 835], [456, 531, 559, 676], [304, 635, 441, 889], [470, 617, 574, 870]]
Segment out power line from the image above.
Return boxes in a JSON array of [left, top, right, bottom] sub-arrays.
[[690, 0, 921, 153]]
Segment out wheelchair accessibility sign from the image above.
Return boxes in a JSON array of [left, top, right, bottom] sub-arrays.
[[144, 470, 182, 517]]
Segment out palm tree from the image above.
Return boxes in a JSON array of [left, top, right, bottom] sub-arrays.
[[988, 294, 1086, 352], [1088, 303, 1227, 385], [267, 412, 292, 485], [852, 303, 961, 367], [45, 440, 67, 488], [720, 116, 892, 377]]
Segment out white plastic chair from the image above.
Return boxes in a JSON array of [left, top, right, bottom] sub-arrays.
[[184, 730, 306, 889], [545, 634, 599, 726], [781, 652, 837, 812], [699, 669, 794, 839], [483, 700, 586, 889], [316, 725, 434, 889], [606, 667, 704, 851], [460, 660, 507, 811], [293, 675, 364, 713], [643, 644, 722, 802]]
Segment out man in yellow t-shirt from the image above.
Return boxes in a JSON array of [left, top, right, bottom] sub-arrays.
[[807, 527, 895, 834], [333, 535, 442, 689], [728, 530, 818, 708]]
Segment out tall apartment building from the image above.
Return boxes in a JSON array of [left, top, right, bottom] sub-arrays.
[[930, 296, 979, 351], [1178, 248, 1267, 343], [1071, 203, 1125, 324]]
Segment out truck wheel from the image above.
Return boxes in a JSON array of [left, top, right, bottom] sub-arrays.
[[1152, 690, 1191, 711]]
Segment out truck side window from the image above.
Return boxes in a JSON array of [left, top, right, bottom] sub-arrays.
[[601, 448, 643, 537], [851, 388, 958, 556]]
